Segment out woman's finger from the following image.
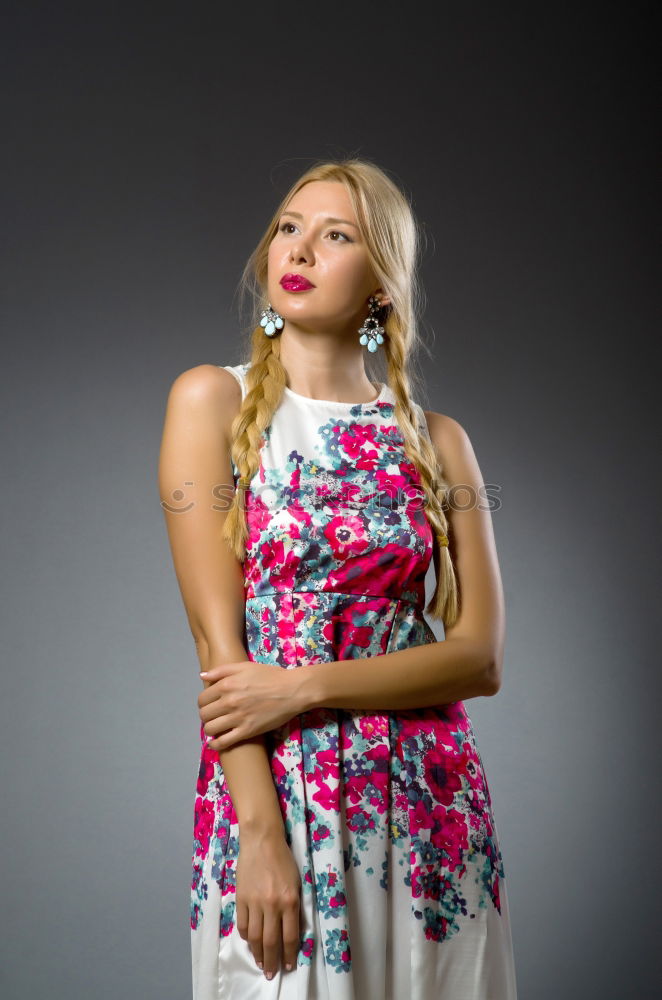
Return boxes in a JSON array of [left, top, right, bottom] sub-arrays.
[[235, 896, 249, 943], [199, 698, 231, 725], [246, 904, 264, 971], [203, 711, 237, 737], [281, 894, 301, 971], [261, 906, 282, 980], [207, 726, 243, 751]]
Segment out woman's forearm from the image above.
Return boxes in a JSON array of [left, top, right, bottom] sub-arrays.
[[296, 637, 498, 712], [198, 638, 285, 837], [217, 737, 285, 836]]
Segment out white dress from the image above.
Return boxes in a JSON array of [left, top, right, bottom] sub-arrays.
[[190, 362, 518, 999]]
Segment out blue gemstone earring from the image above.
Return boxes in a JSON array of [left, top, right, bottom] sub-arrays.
[[358, 296, 386, 353], [260, 303, 284, 337]]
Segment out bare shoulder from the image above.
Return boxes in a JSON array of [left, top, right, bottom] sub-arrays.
[[168, 363, 241, 405], [421, 410, 484, 488], [159, 365, 243, 518], [166, 364, 242, 437]]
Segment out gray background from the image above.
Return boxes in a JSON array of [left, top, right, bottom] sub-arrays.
[[1, 3, 658, 998]]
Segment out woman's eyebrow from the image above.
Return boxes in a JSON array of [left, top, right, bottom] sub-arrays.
[[281, 210, 359, 229]]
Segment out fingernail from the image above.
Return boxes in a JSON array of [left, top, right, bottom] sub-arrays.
[[285, 962, 293, 971], [265, 971, 274, 980], [257, 961, 263, 969]]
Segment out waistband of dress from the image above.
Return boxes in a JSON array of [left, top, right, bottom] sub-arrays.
[[244, 588, 425, 611]]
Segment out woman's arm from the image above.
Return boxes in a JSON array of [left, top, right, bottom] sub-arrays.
[[196, 635, 284, 835], [158, 364, 284, 836], [298, 409, 506, 710], [192, 409, 507, 749]]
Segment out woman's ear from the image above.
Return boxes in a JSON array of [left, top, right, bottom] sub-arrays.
[[371, 290, 392, 309]]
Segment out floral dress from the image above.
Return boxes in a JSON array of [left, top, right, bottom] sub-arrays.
[[190, 362, 518, 999]]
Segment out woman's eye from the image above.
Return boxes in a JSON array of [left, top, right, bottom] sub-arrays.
[[277, 222, 351, 242]]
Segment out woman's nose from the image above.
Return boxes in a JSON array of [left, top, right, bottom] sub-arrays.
[[289, 237, 312, 263]]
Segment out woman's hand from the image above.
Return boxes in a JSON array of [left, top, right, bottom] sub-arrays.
[[198, 659, 305, 750], [236, 828, 302, 979]]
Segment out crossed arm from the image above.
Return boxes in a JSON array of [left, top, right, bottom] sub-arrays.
[[160, 365, 505, 831]]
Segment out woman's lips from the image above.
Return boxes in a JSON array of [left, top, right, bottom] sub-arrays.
[[280, 275, 314, 291]]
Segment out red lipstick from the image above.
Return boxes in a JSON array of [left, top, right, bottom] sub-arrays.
[[280, 272, 314, 291]]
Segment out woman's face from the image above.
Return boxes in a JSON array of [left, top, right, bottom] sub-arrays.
[[267, 180, 389, 334]]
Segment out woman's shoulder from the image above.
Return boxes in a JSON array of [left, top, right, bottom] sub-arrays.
[[421, 408, 465, 441], [421, 408, 485, 486], [164, 365, 245, 439], [168, 363, 246, 398]]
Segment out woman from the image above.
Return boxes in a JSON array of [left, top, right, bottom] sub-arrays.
[[159, 158, 518, 999]]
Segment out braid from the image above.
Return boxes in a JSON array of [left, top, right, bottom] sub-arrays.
[[221, 328, 287, 562], [383, 329, 459, 627]]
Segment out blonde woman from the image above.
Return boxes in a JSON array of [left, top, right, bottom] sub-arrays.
[[159, 158, 518, 999]]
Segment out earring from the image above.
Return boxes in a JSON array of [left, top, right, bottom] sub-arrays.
[[260, 303, 284, 337], [358, 296, 386, 353]]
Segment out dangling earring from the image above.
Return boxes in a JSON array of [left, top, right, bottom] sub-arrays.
[[260, 303, 284, 337], [358, 296, 386, 353]]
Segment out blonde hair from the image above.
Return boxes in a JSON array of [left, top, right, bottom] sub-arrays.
[[221, 157, 458, 626]]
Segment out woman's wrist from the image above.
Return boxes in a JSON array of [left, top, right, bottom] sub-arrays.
[[293, 663, 323, 713], [239, 813, 286, 842]]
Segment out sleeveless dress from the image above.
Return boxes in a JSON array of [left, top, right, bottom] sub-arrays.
[[190, 361, 518, 999]]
